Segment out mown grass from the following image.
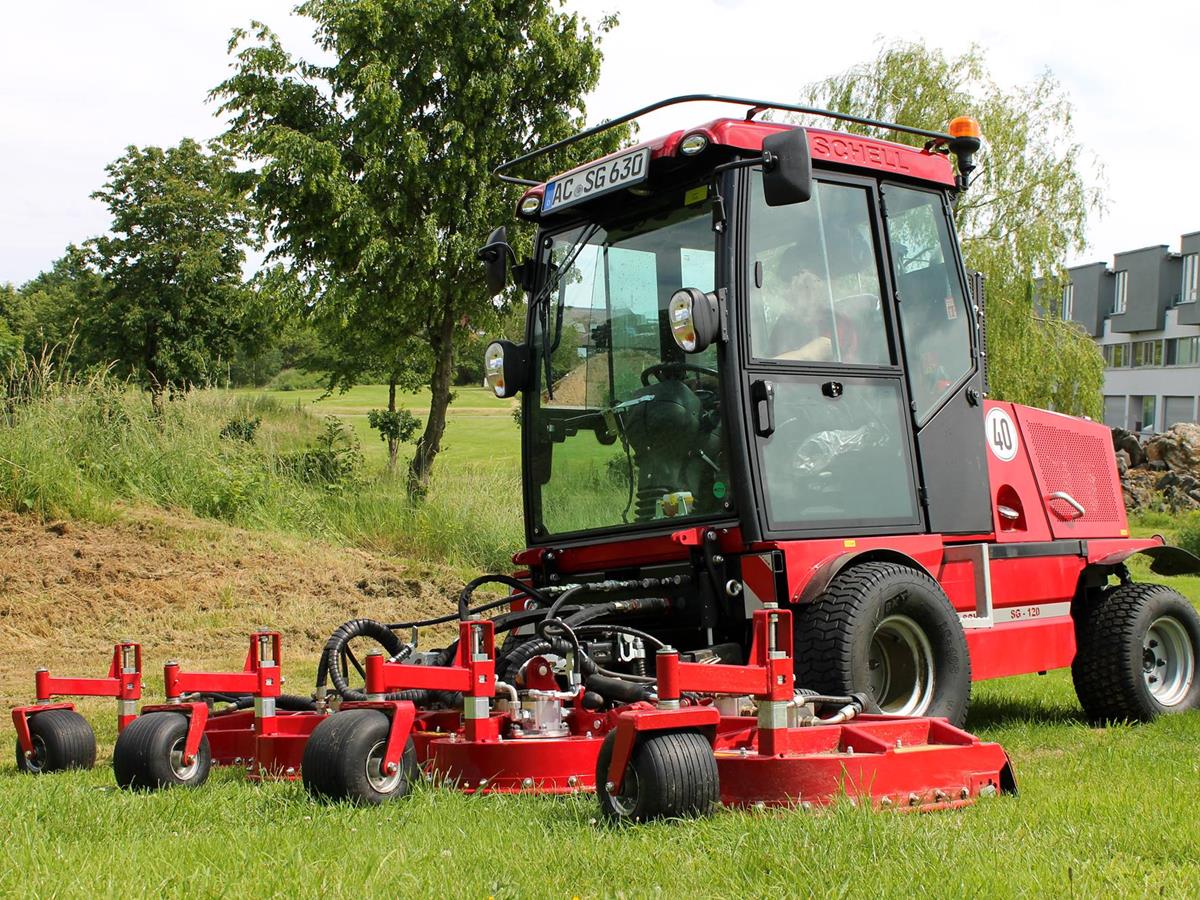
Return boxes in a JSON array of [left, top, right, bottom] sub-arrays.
[[2, 658, 1198, 897]]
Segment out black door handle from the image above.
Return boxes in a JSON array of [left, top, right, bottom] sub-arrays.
[[751, 379, 775, 437]]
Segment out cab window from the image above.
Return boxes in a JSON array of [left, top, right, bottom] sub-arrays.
[[883, 186, 973, 422], [747, 177, 890, 366]]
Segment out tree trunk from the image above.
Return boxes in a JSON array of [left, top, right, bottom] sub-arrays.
[[408, 310, 455, 496], [386, 377, 399, 474]]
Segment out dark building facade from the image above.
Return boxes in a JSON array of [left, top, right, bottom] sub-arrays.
[[1061, 233, 1200, 433]]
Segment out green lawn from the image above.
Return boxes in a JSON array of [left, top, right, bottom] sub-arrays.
[[251, 384, 520, 467], [4, 654, 1199, 896]]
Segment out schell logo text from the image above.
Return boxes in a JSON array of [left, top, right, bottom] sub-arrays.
[[809, 134, 913, 172]]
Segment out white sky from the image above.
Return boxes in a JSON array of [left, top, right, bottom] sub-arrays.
[[2, 0, 1196, 285]]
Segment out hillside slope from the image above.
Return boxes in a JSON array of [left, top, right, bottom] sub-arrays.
[[0, 507, 469, 703]]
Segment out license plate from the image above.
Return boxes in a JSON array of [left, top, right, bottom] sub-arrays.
[[542, 147, 649, 213]]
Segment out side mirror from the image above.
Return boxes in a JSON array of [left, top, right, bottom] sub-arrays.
[[476, 225, 510, 296], [761, 129, 812, 207], [668, 288, 723, 354], [483, 339, 530, 398]]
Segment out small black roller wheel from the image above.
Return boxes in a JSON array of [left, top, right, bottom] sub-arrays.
[[793, 562, 972, 727], [596, 729, 718, 823], [1073, 582, 1200, 723], [302, 709, 419, 805], [112, 712, 212, 791], [15, 709, 96, 774]]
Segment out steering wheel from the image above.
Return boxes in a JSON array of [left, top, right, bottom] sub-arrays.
[[640, 361, 719, 386]]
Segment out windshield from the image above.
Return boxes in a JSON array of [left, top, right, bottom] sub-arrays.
[[526, 187, 733, 538]]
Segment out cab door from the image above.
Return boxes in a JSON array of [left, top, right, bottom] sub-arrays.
[[737, 171, 924, 539], [879, 184, 991, 535]]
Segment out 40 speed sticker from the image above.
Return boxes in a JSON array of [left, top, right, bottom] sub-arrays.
[[985, 407, 1019, 462]]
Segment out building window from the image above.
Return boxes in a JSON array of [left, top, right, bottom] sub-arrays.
[[1183, 254, 1198, 304], [1104, 342, 1132, 368], [1141, 395, 1157, 433], [1168, 336, 1200, 366], [1062, 283, 1074, 320], [1113, 270, 1128, 314], [1132, 339, 1164, 367]]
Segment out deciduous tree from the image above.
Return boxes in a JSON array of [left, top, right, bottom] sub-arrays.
[[214, 0, 620, 492], [83, 138, 263, 408], [799, 42, 1105, 417]]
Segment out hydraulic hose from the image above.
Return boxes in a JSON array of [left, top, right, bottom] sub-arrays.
[[457, 574, 551, 621], [585, 673, 655, 704], [316, 618, 429, 702]]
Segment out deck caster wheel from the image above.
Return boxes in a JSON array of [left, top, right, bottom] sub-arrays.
[[302, 709, 418, 805], [15, 709, 97, 774], [113, 712, 212, 791], [793, 562, 972, 726], [596, 730, 718, 823], [1073, 583, 1200, 723]]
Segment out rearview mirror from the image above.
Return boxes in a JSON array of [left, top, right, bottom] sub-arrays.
[[761, 129, 812, 207], [476, 226, 510, 297]]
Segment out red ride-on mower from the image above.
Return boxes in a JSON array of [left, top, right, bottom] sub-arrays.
[[12, 641, 142, 775]]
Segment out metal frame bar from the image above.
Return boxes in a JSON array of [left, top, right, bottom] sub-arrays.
[[495, 94, 953, 186]]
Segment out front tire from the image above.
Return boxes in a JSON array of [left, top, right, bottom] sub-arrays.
[[302, 709, 418, 805], [15, 709, 96, 774], [113, 712, 212, 790], [793, 561, 972, 727], [1072, 582, 1200, 723], [596, 729, 718, 823]]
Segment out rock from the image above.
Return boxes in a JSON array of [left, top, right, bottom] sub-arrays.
[[1112, 427, 1146, 467], [1115, 449, 1130, 476], [1144, 423, 1200, 474], [1149, 459, 1168, 472], [1157, 471, 1179, 490]]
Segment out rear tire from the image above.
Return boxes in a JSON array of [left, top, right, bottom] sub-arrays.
[[15, 709, 96, 774], [596, 729, 718, 823], [113, 712, 212, 791], [793, 561, 972, 727], [1072, 582, 1200, 723], [302, 709, 418, 805]]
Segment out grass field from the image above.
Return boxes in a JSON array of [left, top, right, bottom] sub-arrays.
[[255, 384, 521, 469], [2, 383, 1200, 896]]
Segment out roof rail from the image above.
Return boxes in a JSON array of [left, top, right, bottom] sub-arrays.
[[495, 93, 953, 187]]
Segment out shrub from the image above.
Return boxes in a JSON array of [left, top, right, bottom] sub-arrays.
[[366, 407, 421, 446], [277, 417, 363, 489], [267, 367, 329, 391], [220, 415, 262, 442], [1178, 513, 1200, 558]]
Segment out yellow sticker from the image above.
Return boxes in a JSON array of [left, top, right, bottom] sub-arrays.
[[684, 185, 708, 206], [844, 539, 857, 548], [1119, 528, 1128, 536]]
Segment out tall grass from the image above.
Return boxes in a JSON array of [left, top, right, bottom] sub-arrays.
[[0, 359, 523, 571]]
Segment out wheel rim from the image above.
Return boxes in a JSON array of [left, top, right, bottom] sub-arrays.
[[24, 735, 47, 773], [365, 741, 403, 794], [1143, 616, 1196, 707], [868, 614, 935, 716], [168, 737, 201, 781], [607, 766, 640, 818]]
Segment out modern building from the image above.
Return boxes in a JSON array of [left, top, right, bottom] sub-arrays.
[[1060, 231, 1200, 433]]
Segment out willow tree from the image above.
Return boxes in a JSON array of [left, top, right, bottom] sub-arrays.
[[214, 0, 618, 490], [800, 42, 1105, 417]]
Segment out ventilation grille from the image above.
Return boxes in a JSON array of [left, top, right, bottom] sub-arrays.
[[1021, 415, 1124, 536]]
